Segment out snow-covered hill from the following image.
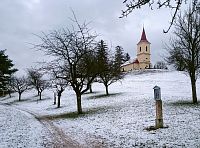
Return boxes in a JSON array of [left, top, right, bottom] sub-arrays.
[[1, 70, 200, 147]]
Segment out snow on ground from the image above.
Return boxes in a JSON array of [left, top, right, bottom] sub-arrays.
[[0, 70, 200, 147], [0, 104, 52, 148]]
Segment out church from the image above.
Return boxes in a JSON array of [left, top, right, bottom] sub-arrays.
[[121, 28, 151, 72]]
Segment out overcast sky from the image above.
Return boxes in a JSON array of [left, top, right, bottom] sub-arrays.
[[0, 0, 188, 74]]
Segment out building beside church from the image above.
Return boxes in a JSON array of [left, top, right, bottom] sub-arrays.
[[121, 28, 151, 72]]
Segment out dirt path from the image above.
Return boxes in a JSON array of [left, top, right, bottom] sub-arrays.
[[0, 102, 82, 148], [37, 117, 81, 148]]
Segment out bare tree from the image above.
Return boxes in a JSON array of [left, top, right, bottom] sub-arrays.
[[121, 0, 200, 33], [51, 76, 68, 108], [166, 6, 200, 104], [10, 76, 29, 101], [35, 14, 98, 114], [27, 68, 49, 100], [154, 61, 168, 69], [81, 50, 98, 94], [27, 68, 43, 96], [38, 79, 50, 100]]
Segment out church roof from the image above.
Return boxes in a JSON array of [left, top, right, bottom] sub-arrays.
[[137, 27, 150, 44], [121, 58, 139, 67], [133, 59, 139, 64], [121, 60, 132, 67]]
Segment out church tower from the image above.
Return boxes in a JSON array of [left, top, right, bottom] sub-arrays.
[[137, 27, 151, 69]]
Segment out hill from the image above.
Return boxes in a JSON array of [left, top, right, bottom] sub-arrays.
[[0, 70, 200, 147]]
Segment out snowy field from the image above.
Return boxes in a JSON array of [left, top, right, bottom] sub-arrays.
[[0, 70, 200, 147], [0, 104, 52, 148]]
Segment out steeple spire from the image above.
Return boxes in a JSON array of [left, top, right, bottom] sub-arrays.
[[138, 27, 150, 44], [141, 27, 147, 41]]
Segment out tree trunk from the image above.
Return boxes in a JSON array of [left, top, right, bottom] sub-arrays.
[[105, 84, 109, 95], [89, 84, 93, 93], [37, 90, 40, 96], [54, 92, 56, 105], [8, 90, 11, 98], [57, 94, 61, 108], [76, 93, 82, 114], [39, 92, 42, 100], [19, 93, 21, 101], [191, 76, 197, 104]]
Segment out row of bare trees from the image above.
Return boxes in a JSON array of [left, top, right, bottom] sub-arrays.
[[34, 4, 200, 112], [7, 15, 126, 113], [8, 68, 49, 102], [8, 40, 126, 109], [6, 67, 71, 109], [32, 13, 127, 114]]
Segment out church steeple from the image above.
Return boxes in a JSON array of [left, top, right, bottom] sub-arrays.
[[120, 26, 151, 71], [138, 27, 150, 44], [136, 27, 151, 69]]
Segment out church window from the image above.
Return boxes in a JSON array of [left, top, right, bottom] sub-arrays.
[[146, 46, 147, 51], [140, 47, 141, 52]]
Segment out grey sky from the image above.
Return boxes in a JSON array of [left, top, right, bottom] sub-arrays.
[[0, 0, 186, 74]]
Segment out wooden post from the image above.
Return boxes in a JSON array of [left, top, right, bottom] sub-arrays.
[[155, 100, 163, 128], [153, 86, 164, 129]]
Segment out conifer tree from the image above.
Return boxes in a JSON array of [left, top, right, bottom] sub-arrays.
[[115, 46, 124, 67], [97, 40, 124, 95], [124, 53, 130, 62], [0, 50, 17, 96]]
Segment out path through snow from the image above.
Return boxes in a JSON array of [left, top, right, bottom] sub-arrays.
[[0, 103, 80, 148]]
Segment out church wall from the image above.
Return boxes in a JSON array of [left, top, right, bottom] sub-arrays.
[[137, 53, 150, 63], [137, 42, 150, 55], [137, 42, 151, 64], [121, 64, 134, 72], [139, 62, 150, 69], [133, 63, 139, 69]]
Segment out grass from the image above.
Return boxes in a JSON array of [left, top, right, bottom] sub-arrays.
[[37, 107, 108, 120], [169, 100, 200, 107], [86, 92, 123, 100], [83, 91, 100, 95]]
